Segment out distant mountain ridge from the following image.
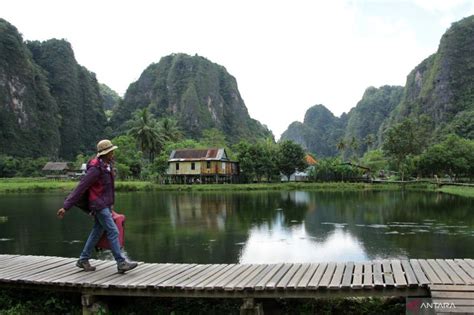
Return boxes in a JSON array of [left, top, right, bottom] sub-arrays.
[[281, 16, 474, 157]]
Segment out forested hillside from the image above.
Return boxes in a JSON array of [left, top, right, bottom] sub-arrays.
[[282, 16, 474, 158], [110, 53, 273, 143]]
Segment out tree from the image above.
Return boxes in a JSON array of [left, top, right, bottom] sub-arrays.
[[201, 128, 227, 148], [127, 108, 163, 161], [418, 134, 474, 180], [336, 138, 347, 158], [277, 140, 307, 181], [112, 135, 143, 179], [158, 117, 183, 143], [382, 119, 427, 181]]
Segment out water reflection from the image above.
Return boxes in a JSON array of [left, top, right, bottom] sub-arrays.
[[239, 212, 367, 263], [0, 190, 472, 263]]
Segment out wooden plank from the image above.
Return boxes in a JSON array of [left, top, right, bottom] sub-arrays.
[[409, 259, 430, 286], [212, 264, 252, 290], [296, 263, 318, 290], [74, 263, 125, 287], [195, 264, 235, 290], [307, 263, 327, 289], [430, 291, 474, 299], [141, 264, 195, 288], [351, 262, 363, 289], [432, 299, 474, 306], [239, 264, 275, 290], [455, 259, 474, 279], [28, 260, 110, 284], [159, 264, 212, 289], [427, 259, 452, 284], [265, 264, 292, 290], [429, 285, 474, 291], [224, 264, 261, 291], [390, 260, 407, 288], [466, 259, 474, 268], [436, 259, 464, 285], [363, 262, 373, 288], [4, 257, 73, 281], [287, 263, 310, 289], [203, 264, 243, 290], [254, 264, 283, 290], [183, 264, 228, 289], [99, 263, 158, 288], [341, 262, 354, 289], [382, 260, 395, 287], [276, 264, 302, 289], [119, 264, 173, 288], [445, 260, 473, 285], [401, 260, 418, 287], [373, 261, 384, 288], [0, 256, 58, 278], [234, 264, 268, 290], [418, 259, 442, 284], [435, 306, 474, 314], [88, 263, 148, 288], [318, 262, 336, 289], [329, 262, 345, 289]]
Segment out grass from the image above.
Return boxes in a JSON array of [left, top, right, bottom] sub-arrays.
[[0, 178, 473, 198], [438, 185, 474, 198]]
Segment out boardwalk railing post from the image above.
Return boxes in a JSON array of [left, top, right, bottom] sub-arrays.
[[81, 294, 108, 315], [240, 298, 263, 315]]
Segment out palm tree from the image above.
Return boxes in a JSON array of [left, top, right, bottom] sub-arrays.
[[364, 134, 375, 150], [336, 139, 347, 159], [158, 117, 183, 143], [127, 108, 162, 161]]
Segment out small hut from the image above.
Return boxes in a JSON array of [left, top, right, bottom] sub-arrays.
[[42, 162, 73, 179]]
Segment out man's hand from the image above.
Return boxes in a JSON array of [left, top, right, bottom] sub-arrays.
[[57, 208, 66, 219]]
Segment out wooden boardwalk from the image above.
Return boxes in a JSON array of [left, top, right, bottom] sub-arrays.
[[0, 255, 473, 313]]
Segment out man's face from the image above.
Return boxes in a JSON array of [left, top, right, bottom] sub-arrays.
[[105, 150, 115, 161]]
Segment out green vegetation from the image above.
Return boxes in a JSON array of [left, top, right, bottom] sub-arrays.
[[99, 83, 121, 111], [0, 288, 404, 315], [111, 53, 273, 144], [439, 186, 474, 198]]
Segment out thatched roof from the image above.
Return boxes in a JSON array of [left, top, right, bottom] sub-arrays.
[[42, 162, 70, 171]]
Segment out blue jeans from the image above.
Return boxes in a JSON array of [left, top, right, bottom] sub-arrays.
[[79, 207, 125, 263]]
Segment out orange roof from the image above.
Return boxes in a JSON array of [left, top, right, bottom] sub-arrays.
[[305, 155, 317, 165]]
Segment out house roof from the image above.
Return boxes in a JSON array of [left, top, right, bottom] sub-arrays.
[[169, 148, 230, 162], [42, 162, 70, 171], [305, 155, 317, 165]]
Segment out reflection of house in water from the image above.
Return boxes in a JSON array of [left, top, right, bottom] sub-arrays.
[[166, 194, 236, 231]]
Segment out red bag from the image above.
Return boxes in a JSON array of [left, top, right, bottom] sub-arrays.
[[96, 211, 125, 250]]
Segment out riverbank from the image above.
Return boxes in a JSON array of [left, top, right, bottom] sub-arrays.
[[1, 178, 473, 198]]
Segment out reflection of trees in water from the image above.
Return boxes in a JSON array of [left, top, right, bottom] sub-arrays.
[[302, 191, 474, 259], [115, 190, 473, 263]]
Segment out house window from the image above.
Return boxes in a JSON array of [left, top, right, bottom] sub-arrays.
[[207, 161, 211, 169], [191, 162, 195, 170], [176, 163, 179, 170]]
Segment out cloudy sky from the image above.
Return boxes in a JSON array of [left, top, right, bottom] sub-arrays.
[[3, 0, 474, 139]]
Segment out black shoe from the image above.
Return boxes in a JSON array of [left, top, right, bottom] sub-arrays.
[[117, 261, 138, 274], [76, 259, 96, 271]]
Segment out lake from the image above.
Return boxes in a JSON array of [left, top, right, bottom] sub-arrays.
[[0, 190, 472, 263]]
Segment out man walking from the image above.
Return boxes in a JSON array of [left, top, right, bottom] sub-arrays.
[[57, 139, 137, 273]]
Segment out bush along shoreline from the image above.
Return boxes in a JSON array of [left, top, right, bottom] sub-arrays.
[[0, 288, 405, 314]]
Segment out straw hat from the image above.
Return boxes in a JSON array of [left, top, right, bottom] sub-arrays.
[[96, 139, 118, 157]]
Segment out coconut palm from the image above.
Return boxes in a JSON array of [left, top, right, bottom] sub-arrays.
[[158, 117, 183, 142], [127, 108, 162, 161]]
